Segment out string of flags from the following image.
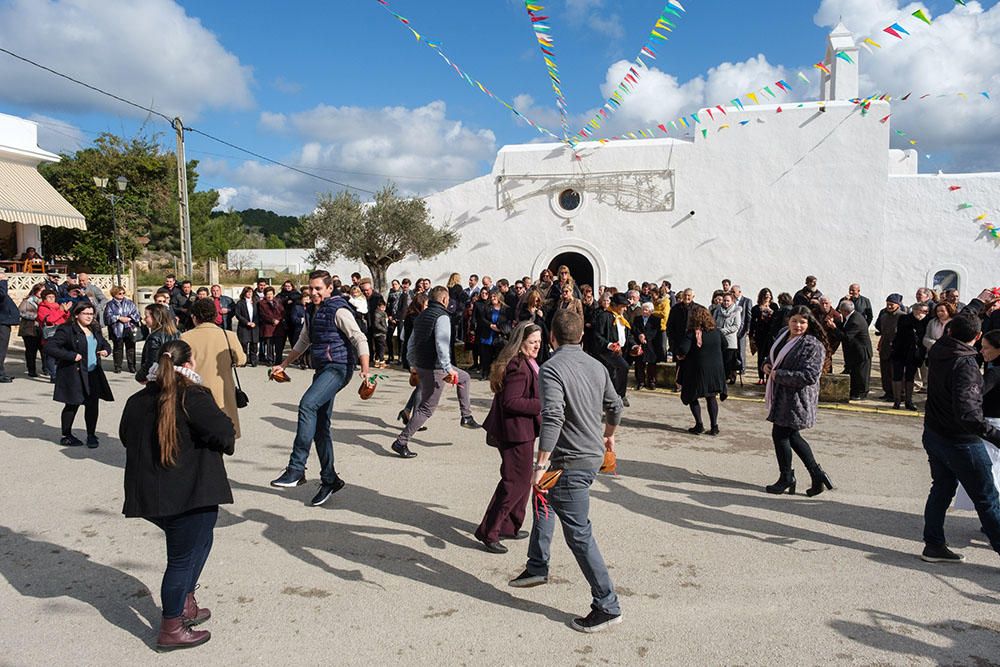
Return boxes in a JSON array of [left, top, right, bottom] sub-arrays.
[[523, 2, 569, 138], [949, 184, 998, 242], [372, 0, 561, 141], [854, 7, 935, 55], [570, 0, 688, 145]]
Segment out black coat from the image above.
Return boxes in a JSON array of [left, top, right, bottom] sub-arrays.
[[120, 382, 235, 518], [666, 303, 689, 351], [591, 309, 636, 357], [476, 304, 511, 345], [47, 322, 114, 405], [925, 335, 1000, 446], [631, 314, 663, 363], [234, 299, 260, 344], [136, 330, 180, 383], [749, 304, 776, 352], [837, 311, 873, 366], [677, 328, 727, 404], [852, 295, 874, 325], [890, 313, 925, 364]]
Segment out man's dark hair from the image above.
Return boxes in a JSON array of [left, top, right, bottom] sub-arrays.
[[181, 280, 192, 287], [497, 278, 509, 288], [190, 298, 217, 324], [165, 274, 176, 280], [309, 270, 333, 287], [351, 272, 362, 280], [470, 273, 479, 281], [155, 287, 172, 296], [948, 315, 981, 343], [551, 310, 584, 345]]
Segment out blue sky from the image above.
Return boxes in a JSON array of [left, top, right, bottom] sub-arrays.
[[1, 0, 997, 214]]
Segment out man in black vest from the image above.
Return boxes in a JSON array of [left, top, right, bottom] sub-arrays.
[[390, 285, 479, 459], [269, 270, 370, 506]]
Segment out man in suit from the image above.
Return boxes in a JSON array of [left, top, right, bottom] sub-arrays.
[[731, 284, 753, 374], [836, 300, 873, 400], [592, 292, 635, 406], [847, 283, 874, 325], [631, 301, 662, 390]]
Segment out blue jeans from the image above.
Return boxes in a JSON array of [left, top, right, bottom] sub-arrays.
[[922, 428, 1000, 555], [148, 507, 218, 618], [526, 468, 620, 615], [287, 363, 352, 485]]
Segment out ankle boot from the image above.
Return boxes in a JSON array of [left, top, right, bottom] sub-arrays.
[[156, 616, 211, 652], [891, 380, 904, 410], [765, 470, 796, 495], [806, 466, 834, 497], [182, 592, 211, 626], [904, 382, 917, 411]]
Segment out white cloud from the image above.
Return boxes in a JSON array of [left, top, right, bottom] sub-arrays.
[[565, 0, 625, 39], [814, 0, 1000, 170], [271, 77, 302, 95], [208, 101, 497, 215], [28, 114, 87, 154], [0, 0, 253, 120], [258, 112, 287, 133]]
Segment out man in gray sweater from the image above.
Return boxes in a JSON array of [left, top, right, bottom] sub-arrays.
[[509, 309, 624, 633]]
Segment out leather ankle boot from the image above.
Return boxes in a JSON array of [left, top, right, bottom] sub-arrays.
[[156, 616, 211, 652], [904, 382, 917, 411], [891, 381, 904, 410], [183, 592, 211, 626], [806, 466, 834, 497], [765, 470, 796, 495]]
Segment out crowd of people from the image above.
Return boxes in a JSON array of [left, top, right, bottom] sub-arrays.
[[2, 262, 1000, 647]]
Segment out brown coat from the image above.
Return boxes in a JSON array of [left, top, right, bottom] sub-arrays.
[[181, 322, 247, 438]]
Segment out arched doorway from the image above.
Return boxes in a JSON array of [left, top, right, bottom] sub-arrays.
[[548, 252, 595, 289]]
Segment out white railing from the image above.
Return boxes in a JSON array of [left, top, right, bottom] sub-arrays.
[[3, 273, 131, 301]]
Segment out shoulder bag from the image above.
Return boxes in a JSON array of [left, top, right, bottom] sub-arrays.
[[221, 327, 250, 408]]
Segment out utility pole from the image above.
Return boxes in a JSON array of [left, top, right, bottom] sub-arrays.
[[173, 117, 194, 277]]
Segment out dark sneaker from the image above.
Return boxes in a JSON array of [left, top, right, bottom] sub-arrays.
[[86, 435, 99, 449], [60, 435, 84, 447], [508, 569, 548, 588], [0, 375, 12, 383], [571, 608, 623, 633], [310, 478, 345, 506], [270, 467, 307, 488], [460, 416, 480, 429], [921, 544, 965, 563], [391, 442, 418, 459]]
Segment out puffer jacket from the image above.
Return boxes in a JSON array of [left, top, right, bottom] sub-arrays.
[[711, 303, 741, 349]]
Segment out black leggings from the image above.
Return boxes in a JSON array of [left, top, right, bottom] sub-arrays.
[[689, 396, 719, 427], [772, 424, 818, 472], [62, 395, 99, 437]]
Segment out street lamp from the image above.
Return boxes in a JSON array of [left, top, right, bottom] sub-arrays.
[[93, 175, 128, 288]]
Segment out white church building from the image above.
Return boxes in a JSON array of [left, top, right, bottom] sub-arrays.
[[257, 25, 1000, 300]]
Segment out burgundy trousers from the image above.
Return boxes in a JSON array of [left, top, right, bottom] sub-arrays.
[[476, 440, 534, 543]]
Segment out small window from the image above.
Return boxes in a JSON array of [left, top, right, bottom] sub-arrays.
[[932, 270, 959, 292], [558, 189, 581, 212]]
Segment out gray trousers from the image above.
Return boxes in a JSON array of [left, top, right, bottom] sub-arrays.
[[393, 367, 472, 446], [526, 468, 620, 615], [0, 324, 10, 374]]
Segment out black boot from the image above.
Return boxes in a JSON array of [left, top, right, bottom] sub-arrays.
[[766, 470, 796, 495], [805, 466, 833, 497], [892, 380, 904, 410], [904, 382, 917, 411], [126, 346, 137, 374]]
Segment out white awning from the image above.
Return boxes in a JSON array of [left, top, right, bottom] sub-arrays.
[[0, 159, 86, 230]]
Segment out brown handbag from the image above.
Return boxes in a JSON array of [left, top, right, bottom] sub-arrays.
[[600, 448, 617, 474], [537, 469, 563, 490]]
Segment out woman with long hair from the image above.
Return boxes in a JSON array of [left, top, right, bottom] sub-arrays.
[[17, 282, 45, 377], [923, 302, 956, 353], [234, 286, 260, 367], [475, 322, 543, 553], [748, 288, 776, 384], [48, 301, 113, 447], [120, 339, 235, 651], [257, 286, 285, 366], [763, 306, 833, 497], [104, 285, 141, 374], [137, 303, 180, 383], [476, 291, 509, 380], [677, 305, 727, 435], [522, 289, 550, 363]]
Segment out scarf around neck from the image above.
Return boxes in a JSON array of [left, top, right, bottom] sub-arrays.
[[146, 363, 203, 385]]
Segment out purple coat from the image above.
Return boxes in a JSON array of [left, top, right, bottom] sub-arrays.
[[482, 356, 541, 446]]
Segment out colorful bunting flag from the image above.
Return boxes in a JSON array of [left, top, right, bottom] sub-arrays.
[[883, 25, 902, 39], [797, 71, 811, 85], [835, 51, 855, 64], [523, 2, 569, 138], [879, 114, 891, 123], [912, 9, 932, 25], [864, 37, 882, 49], [958, 203, 973, 210], [814, 62, 831, 75], [949, 186, 962, 191]]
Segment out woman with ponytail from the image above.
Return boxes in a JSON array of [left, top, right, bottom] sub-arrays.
[[119, 340, 235, 652]]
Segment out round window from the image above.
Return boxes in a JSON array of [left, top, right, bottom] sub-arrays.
[[558, 189, 581, 212]]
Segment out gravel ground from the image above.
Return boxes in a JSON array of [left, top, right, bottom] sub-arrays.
[[1, 352, 999, 666]]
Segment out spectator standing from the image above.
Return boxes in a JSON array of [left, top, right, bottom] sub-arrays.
[[17, 283, 45, 378], [712, 292, 741, 383], [161, 275, 183, 300], [890, 303, 929, 410], [234, 287, 260, 367], [848, 283, 874, 325], [137, 304, 180, 384], [170, 281, 196, 332], [508, 310, 623, 634], [835, 300, 873, 400], [209, 285, 235, 329], [875, 294, 905, 400], [0, 270, 20, 383], [48, 302, 113, 448], [258, 287, 285, 366], [631, 302, 662, 390], [372, 300, 389, 368], [104, 286, 141, 374], [748, 288, 776, 385], [592, 293, 634, 406], [923, 303, 955, 355], [120, 339, 235, 652], [38, 289, 70, 381], [732, 285, 753, 374], [385, 279, 402, 363], [793, 276, 823, 307]]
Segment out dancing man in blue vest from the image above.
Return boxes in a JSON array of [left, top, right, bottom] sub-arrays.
[[390, 285, 479, 459], [269, 270, 370, 506]]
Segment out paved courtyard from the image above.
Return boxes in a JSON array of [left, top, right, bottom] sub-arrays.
[[2, 353, 999, 666]]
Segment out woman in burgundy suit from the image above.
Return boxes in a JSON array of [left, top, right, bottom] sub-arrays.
[[475, 322, 543, 553]]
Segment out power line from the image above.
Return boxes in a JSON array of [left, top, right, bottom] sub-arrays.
[[0, 45, 376, 195]]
